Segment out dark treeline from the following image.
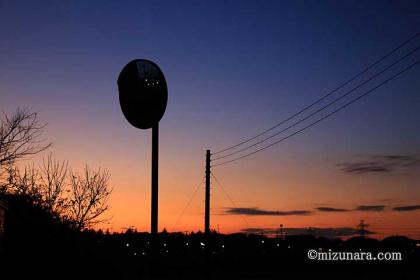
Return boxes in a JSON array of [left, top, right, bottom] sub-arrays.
[[1, 193, 419, 280]]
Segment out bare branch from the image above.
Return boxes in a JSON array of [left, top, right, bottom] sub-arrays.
[[0, 108, 52, 168], [67, 166, 112, 230], [38, 153, 68, 215]]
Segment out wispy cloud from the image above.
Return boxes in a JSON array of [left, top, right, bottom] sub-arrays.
[[316, 207, 349, 212], [224, 207, 311, 216], [355, 205, 385, 212], [338, 154, 420, 175], [241, 227, 375, 238], [225, 203, 419, 216], [393, 205, 420, 211]]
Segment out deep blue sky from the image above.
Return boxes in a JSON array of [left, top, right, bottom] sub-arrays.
[[1, 1, 420, 234], [1, 0, 420, 152]]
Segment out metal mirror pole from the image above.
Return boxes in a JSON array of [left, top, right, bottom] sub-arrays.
[[151, 122, 159, 236], [118, 59, 167, 241]]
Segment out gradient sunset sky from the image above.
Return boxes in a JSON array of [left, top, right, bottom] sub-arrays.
[[1, 0, 420, 239]]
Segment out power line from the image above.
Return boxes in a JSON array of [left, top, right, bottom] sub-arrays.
[[212, 31, 420, 155], [212, 44, 420, 161], [172, 176, 205, 231], [211, 172, 250, 228], [212, 58, 420, 167]]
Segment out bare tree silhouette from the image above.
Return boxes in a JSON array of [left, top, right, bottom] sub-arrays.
[[4, 164, 42, 200], [0, 108, 112, 230], [68, 166, 112, 230], [0, 108, 52, 168], [3, 156, 112, 230]]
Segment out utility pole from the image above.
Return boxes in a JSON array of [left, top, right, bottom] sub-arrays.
[[358, 219, 368, 237], [205, 150, 211, 235]]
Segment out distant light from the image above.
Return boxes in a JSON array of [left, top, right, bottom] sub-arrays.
[[166, 250, 169, 253], [200, 242, 205, 247], [142, 252, 146, 256], [276, 243, 280, 247], [185, 242, 189, 246], [126, 243, 130, 247], [287, 245, 291, 249], [261, 240, 264, 244], [163, 243, 167, 247], [134, 252, 137, 256], [416, 243, 420, 247], [221, 245, 225, 248]]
